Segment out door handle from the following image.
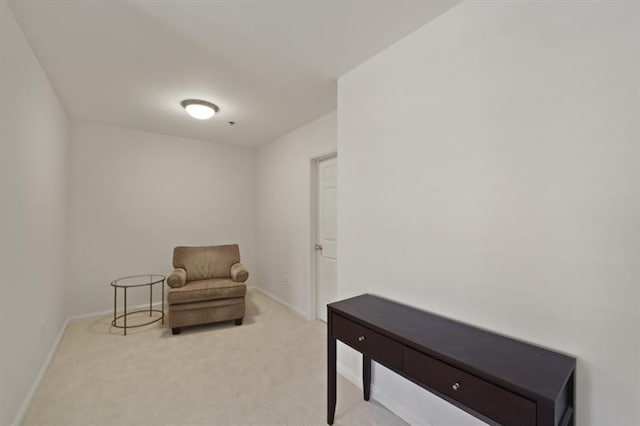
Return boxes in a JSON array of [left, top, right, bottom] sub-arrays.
[[315, 244, 323, 251]]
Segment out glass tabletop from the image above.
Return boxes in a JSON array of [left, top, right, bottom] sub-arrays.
[[110, 274, 166, 288]]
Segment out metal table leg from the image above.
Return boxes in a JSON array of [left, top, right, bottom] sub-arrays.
[[149, 275, 153, 316], [161, 279, 165, 324], [113, 286, 117, 328], [124, 287, 127, 336]]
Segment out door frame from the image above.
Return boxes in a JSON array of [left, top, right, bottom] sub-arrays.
[[309, 151, 337, 321]]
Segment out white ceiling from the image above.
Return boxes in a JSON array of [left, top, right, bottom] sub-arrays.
[[9, 0, 458, 147]]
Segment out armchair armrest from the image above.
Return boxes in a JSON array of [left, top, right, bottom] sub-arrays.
[[230, 262, 249, 283], [167, 268, 187, 288]]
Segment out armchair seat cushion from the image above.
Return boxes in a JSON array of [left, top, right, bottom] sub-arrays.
[[168, 278, 247, 304], [170, 297, 244, 312]]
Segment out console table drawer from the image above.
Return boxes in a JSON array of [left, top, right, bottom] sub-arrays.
[[332, 313, 402, 369], [404, 347, 536, 426]]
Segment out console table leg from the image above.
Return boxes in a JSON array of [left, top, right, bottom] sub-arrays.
[[363, 355, 371, 401], [328, 334, 336, 425]]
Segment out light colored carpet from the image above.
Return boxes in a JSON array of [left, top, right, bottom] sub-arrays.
[[22, 289, 407, 426]]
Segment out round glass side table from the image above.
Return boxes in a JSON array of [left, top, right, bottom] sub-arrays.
[[110, 274, 165, 335]]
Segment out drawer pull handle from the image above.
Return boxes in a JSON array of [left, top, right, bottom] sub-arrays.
[[358, 335, 366, 342], [452, 382, 460, 391]]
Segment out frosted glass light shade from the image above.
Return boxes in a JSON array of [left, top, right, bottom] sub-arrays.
[[181, 99, 219, 120]]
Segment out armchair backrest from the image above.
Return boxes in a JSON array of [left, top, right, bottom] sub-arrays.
[[173, 244, 241, 281]]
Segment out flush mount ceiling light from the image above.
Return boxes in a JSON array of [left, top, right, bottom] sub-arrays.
[[181, 99, 219, 120]]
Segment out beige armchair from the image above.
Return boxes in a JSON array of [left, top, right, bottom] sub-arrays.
[[167, 244, 248, 335]]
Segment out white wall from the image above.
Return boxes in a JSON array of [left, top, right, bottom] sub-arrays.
[[255, 112, 336, 317], [0, 1, 70, 424], [68, 122, 255, 315], [337, 1, 640, 425]]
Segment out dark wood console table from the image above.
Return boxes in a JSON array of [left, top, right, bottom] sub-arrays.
[[327, 294, 575, 426]]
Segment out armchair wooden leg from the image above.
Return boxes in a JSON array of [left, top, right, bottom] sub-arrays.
[[171, 327, 182, 335], [235, 318, 243, 325]]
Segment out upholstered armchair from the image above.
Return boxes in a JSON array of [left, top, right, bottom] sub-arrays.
[[166, 244, 248, 335]]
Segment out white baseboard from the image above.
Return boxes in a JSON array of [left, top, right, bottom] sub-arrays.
[[370, 383, 431, 426], [13, 293, 425, 426], [11, 317, 70, 426], [67, 301, 164, 323], [337, 364, 430, 426], [337, 363, 361, 389], [67, 307, 113, 323], [11, 301, 165, 426], [252, 286, 309, 320]]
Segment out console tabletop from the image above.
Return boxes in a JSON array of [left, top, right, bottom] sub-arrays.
[[327, 294, 575, 426]]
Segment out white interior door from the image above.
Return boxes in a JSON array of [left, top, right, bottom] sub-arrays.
[[315, 156, 337, 321]]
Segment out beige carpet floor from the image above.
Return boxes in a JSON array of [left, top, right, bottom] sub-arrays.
[[22, 289, 407, 426]]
